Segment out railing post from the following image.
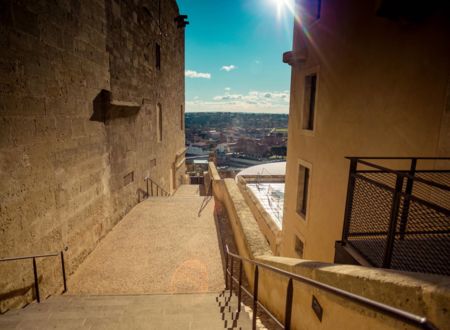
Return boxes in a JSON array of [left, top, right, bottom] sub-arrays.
[[238, 259, 243, 313], [32, 257, 40, 303], [399, 158, 416, 239], [225, 253, 229, 290], [342, 158, 358, 241], [146, 178, 149, 198], [383, 175, 404, 268], [284, 278, 294, 330], [252, 265, 259, 330], [60, 251, 67, 293], [229, 257, 234, 298]]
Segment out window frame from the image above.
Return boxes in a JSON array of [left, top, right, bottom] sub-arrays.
[[157, 103, 162, 142], [180, 105, 184, 131], [302, 0, 322, 26], [294, 235, 305, 258], [155, 43, 161, 70], [302, 73, 318, 132], [296, 160, 312, 221]]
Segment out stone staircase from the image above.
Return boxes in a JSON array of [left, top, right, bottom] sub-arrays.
[[216, 291, 254, 330], [173, 184, 203, 197], [0, 185, 256, 329], [0, 292, 253, 329]]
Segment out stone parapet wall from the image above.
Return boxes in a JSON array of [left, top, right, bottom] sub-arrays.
[[209, 162, 450, 330], [0, 0, 185, 312], [236, 176, 282, 255]]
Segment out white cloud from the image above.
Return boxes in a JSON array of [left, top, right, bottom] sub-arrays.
[[186, 90, 290, 114], [224, 87, 231, 92], [185, 70, 211, 79], [220, 65, 237, 72]]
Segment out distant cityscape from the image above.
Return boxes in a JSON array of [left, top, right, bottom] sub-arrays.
[[185, 112, 288, 176]]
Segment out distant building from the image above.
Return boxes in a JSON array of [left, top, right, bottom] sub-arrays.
[[235, 137, 269, 159], [186, 142, 211, 157]]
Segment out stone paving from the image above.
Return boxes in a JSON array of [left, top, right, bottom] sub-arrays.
[[0, 293, 252, 329], [68, 186, 224, 295], [0, 185, 257, 329]]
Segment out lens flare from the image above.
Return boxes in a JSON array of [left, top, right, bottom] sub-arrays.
[[268, 0, 296, 20]]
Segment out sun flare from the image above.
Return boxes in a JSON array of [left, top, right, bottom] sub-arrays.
[[268, 0, 295, 20]]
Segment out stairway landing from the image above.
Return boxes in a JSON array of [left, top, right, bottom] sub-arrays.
[[68, 186, 223, 295], [0, 293, 252, 329]]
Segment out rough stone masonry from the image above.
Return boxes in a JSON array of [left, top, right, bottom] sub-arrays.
[[0, 0, 187, 312]]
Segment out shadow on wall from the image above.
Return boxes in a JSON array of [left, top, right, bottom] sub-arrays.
[[91, 89, 141, 123], [0, 283, 34, 312]]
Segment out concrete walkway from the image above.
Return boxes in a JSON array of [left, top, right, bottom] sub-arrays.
[[0, 293, 253, 329], [68, 186, 224, 295]]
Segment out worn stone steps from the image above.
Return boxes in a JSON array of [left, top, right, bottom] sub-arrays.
[[173, 184, 202, 197], [0, 293, 252, 329], [0, 183, 253, 329], [215, 291, 254, 330]]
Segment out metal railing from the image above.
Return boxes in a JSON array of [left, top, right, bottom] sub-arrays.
[[341, 157, 450, 275], [144, 177, 169, 197], [224, 245, 437, 330], [255, 168, 272, 191], [0, 251, 67, 303], [190, 175, 205, 185]]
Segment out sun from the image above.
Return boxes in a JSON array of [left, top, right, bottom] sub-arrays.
[[268, 0, 295, 19]]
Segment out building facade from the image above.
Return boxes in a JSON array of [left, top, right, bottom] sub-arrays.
[[0, 0, 186, 310], [281, 0, 450, 262]]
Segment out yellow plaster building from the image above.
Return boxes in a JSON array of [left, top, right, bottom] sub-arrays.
[[281, 0, 450, 262]]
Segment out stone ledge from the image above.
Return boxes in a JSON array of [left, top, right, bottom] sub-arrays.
[[257, 255, 450, 329], [91, 89, 141, 122]]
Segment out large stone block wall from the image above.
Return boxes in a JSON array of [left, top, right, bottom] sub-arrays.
[[0, 0, 185, 312]]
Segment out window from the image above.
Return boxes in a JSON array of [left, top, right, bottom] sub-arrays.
[[157, 103, 162, 142], [155, 43, 161, 70], [304, 0, 321, 22], [123, 171, 134, 186], [446, 75, 450, 114], [376, 0, 431, 22], [297, 165, 310, 218], [180, 105, 184, 131], [295, 236, 304, 258], [302, 73, 317, 130]]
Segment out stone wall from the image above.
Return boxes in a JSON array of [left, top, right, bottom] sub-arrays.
[[0, 0, 186, 312]]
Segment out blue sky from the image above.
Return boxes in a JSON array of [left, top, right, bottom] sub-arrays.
[[177, 0, 294, 113]]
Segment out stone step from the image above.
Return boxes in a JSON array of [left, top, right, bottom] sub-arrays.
[[173, 184, 202, 197], [215, 291, 253, 330], [0, 293, 253, 329], [145, 196, 207, 201]]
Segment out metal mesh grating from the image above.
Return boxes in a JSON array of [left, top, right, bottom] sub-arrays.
[[343, 158, 450, 276], [413, 172, 450, 210], [391, 197, 450, 275], [347, 176, 392, 266]]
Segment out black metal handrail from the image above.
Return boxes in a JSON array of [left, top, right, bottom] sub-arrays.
[[144, 177, 169, 197], [348, 158, 450, 191], [0, 251, 67, 303], [341, 157, 450, 275], [190, 175, 205, 185], [224, 245, 437, 330]]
